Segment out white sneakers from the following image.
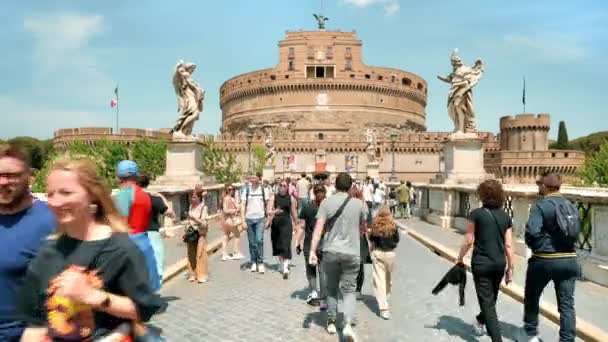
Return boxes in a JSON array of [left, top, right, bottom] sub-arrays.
[[258, 264, 265, 274], [342, 323, 357, 342], [250, 263, 257, 272], [232, 253, 244, 260], [326, 321, 337, 335], [306, 290, 319, 305], [221, 254, 230, 262], [379, 310, 391, 320]]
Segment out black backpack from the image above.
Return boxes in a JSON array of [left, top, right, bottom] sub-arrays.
[[543, 198, 580, 246]]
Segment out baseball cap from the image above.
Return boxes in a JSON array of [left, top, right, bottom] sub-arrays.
[[117, 160, 139, 178]]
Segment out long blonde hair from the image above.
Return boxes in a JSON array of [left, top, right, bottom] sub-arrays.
[[49, 159, 128, 235], [369, 207, 396, 238]]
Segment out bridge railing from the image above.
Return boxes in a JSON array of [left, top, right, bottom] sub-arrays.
[[411, 182, 608, 286]]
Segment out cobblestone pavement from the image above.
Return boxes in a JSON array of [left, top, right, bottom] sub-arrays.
[[152, 230, 567, 341]]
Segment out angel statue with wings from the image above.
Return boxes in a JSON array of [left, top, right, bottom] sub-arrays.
[[313, 14, 329, 30], [437, 49, 484, 134], [171, 60, 205, 139]]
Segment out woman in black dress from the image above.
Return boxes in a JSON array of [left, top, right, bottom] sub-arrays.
[[266, 180, 298, 279]]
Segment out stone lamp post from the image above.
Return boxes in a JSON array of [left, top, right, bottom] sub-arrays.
[[389, 130, 399, 182], [246, 127, 254, 177]]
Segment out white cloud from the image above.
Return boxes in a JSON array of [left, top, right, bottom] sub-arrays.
[[503, 31, 589, 63], [343, 0, 400, 15], [23, 13, 113, 105]]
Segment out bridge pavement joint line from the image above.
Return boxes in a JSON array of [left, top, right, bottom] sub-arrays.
[[395, 221, 608, 342]]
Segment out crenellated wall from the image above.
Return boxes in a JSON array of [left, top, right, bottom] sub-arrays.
[[53, 127, 170, 149]]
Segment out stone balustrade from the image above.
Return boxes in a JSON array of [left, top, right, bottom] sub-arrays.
[[413, 183, 608, 286]]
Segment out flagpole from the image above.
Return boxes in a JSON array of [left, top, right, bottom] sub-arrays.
[[522, 77, 526, 114], [115, 84, 119, 134]]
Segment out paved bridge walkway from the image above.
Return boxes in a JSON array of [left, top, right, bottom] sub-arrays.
[[152, 220, 572, 341]]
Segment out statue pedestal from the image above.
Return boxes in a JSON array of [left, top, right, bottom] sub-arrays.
[[366, 162, 380, 179], [262, 166, 275, 181], [154, 140, 214, 187], [440, 133, 489, 184]]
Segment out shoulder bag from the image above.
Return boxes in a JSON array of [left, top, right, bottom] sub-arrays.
[[183, 205, 203, 243]]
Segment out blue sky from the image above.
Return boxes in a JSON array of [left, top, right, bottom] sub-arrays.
[[1, 0, 606, 140]]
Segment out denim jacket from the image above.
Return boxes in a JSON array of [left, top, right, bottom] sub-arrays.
[[525, 193, 576, 254]]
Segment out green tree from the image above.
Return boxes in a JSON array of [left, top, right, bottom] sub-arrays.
[[131, 139, 166, 178], [7, 137, 47, 170], [202, 140, 242, 184], [579, 140, 608, 187], [552, 121, 570, 150], [252, 144, 266, 176]]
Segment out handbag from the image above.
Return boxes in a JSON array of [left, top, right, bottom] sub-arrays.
[[182, 204, 204, 243]]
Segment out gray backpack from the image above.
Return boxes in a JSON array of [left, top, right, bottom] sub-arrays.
[[544, 198, 580, 246]]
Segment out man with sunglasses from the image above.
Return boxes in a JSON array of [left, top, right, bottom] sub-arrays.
[[0, 145, 55, 341]]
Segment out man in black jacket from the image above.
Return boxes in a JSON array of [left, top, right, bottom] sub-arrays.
[[523, 172, 580, 342]]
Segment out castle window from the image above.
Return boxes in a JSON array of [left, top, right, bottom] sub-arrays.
[[306, 65, 336, 78], [350, 74, 355, 78], [285, 75, 289, 79], [551, 153, 556, 158], [288, 47, 295, 58], [391, 75, 396, 82], [345, 47, 352, 58], [378, 75, 383, 81], [402, 78, 412, 86], [318, 133, 324, 140], [307, 47, 314, 59], [417, 83, 424, 90], [365, 74, 371, 79], [345, 59, 352, 70], [270, 75, 276, 80], [327, 46, 333, 59], [288, 60, 294, 71], [565, 152, 569, 157]]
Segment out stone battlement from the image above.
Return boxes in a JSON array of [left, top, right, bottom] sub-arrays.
[[500, 113, 550, 130]]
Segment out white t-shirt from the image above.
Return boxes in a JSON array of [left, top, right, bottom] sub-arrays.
[[241, 185, 270, 220], [296, 178, 310, 199], [362, 183, 374, 202], [373, 188, 385, 204]]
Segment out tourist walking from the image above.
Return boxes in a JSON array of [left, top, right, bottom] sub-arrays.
[[242, 173, 270, 273], [186, 187, 210, 283], [368, 207, 400, 320], [407, 181, 416, 217], [17, 159, 163, 341], [221, 185, 244, 261], [523, 172, 581, 342], [137, 174, 175, 284], [456, 179, 514, 342], [387, 187, 397, 216], [309, 173, 368, 341], [0, 145, 55, 341], [296, 184, 327, 306], [350, 187, 371, 299], [114, 160, 160, 291], [371, 182, 385, 218], [396, 180, 410, 219], [267, 180, 298, 279], [296, 172, 311, 212]]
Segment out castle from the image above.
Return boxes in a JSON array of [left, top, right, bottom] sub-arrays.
[[53, 27, 584, 183]]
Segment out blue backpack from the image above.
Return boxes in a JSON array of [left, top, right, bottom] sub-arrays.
[[545, 198, 580, 246]]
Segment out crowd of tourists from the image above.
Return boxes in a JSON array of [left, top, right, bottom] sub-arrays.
[[0, 141, 582, 342]]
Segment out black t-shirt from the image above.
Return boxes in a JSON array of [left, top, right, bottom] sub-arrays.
[[468, 207, 512, 271], [148, 194, 168, 232], [17, 233, 163, 340], [298, 200, 320, 251]]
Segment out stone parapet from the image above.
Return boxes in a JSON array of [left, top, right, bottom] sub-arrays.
[[485, 149, 584, 183], [53, 127, 170, 149]]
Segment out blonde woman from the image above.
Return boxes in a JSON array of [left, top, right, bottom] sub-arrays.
[[368, 207, 400, 320], [17, 159, 163, 341], [186, 189, 210, 283], [221, 185, 244, 261]]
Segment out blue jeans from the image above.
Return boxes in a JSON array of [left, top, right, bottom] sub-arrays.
[[129, 232, 161, 291], [524, 257, 580, 342], [148, 231, 165, 283], [0, 321, 25, 341], [246, 218, 265, 264]]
